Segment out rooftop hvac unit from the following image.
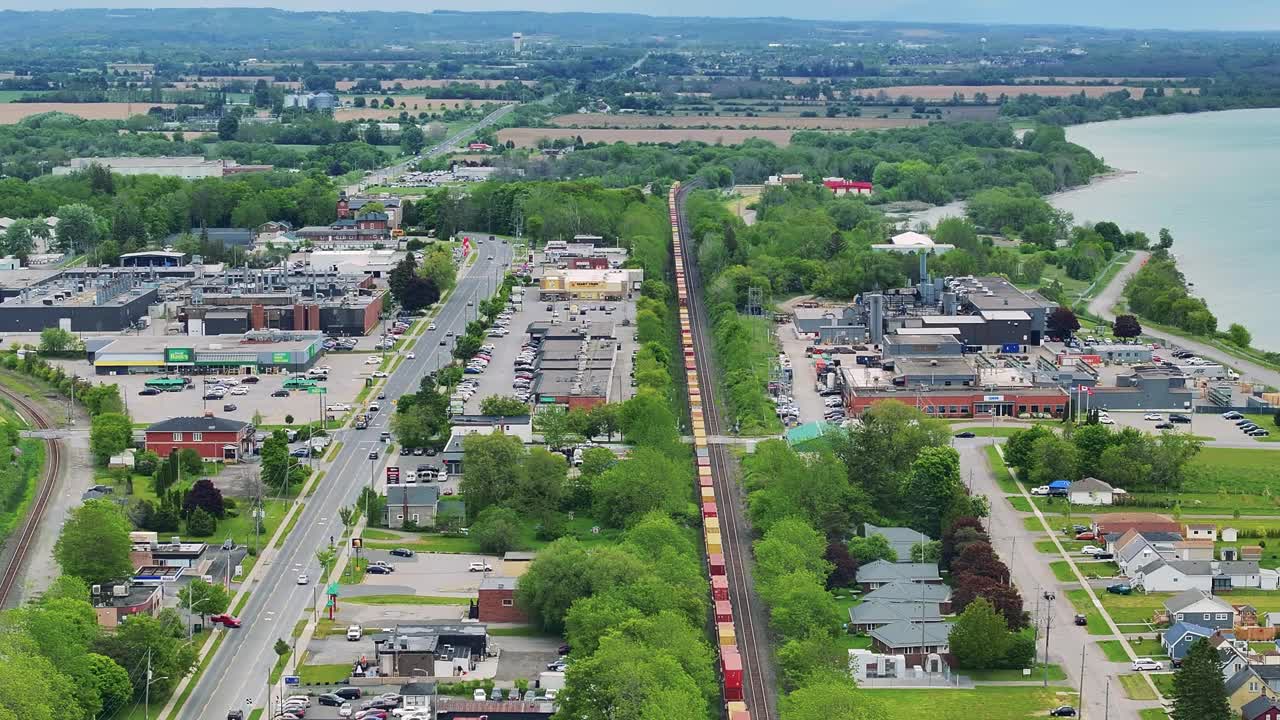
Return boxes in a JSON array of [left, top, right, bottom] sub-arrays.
[[112, 585, 128, 597], [171, 535, 181, 545], [91, 584, 101, 596]]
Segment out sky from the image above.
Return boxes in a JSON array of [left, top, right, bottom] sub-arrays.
[[3, 0, 1280, 32]]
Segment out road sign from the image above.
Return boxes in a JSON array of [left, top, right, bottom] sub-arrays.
[[351, 537, 363, 549], [307, 386, 328, 394], [283, 676, 300, 686], [387, 466, 400, 481]]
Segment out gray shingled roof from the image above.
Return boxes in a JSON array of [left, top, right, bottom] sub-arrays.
[[386, 485, 439, 506], [1165, 588, 1234, 614], [849, 600, 941, 625], [863, 523, 933, 560], [1226, 666, 1260, 696], [862, 581, 952, 604], [147, 416, 248, 433], [1218, 561, 1262, 575], [1069, 477, 1114, 493], [870, 620, 953, 649], [1242, 695, 1280, 720], [855, 560, 940, 583]]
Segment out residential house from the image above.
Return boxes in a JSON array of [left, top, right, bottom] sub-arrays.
[[1172, 540, 1215, 561], [384, 485, 439, 529], [1069, 477, 1115, 506], [1162, 621, 1214, 660], [1219, 562, 1264, 591], [1242, 696, 1280, 720], [144, 415, 254, 461], [478, 576, 527, 623], [1133, 559, 1213, 593], [863, 523, 933, 563], [1258, 665, 1280, 694], [1227, 667, 1279, 713], [1218, 641, 1253, 684], [1095, 512, 1182, 538], [398, 681, 436, 710], [869, 621, 953, 662], [855, 560, 942, 591], [862, 580, 954, 614], [1165, 589, 1237, 630], [848, 601, 942, 633], [1186, 523, 1219, 542]]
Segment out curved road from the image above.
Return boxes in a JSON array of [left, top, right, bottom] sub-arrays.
[[1089, 250, 1280, 389], [184, 245, 512, 720]]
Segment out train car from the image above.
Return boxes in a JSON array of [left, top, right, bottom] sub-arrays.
[[699, 471, 714, 488], [706, 532, 722, 555], [705, 515, 721, 532], [727, 702, 748, 714], [702, 502, 718, 519], [729, 710, 750, 720], [701, 486, 716, 501], [722, 652, 744, 701], [717, 622, 737, 648], [711, 575, 729, 600], [715, 600, 734, 623], [708, 553, 726, 576]]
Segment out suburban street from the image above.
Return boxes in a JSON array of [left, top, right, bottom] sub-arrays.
[[183, 245, 512, 720], [957, 438, 1151, 720], [1089, 250, 1280, 389]]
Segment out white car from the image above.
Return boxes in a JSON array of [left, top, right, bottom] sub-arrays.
[[366, 356, 381, 364], [339, 703, 353, 718], [230, 386, 249, 395], [1081, 546, 1105, 555], [1143, 413, 1163, 421], [284, 696, 311, 708], [428, 323, 437, 331], [407, 352, 416, 359], [1030, 486, 1050, 496], [346, 625, 363, 641], [1132, 658, 1162, 671], [373, 371, 389, 378], [297, 574, 308, 585], [1099, 416, 1115, 425], [468, 561, 493, 573]]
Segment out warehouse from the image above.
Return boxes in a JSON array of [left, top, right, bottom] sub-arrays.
[[0, 272, 157, 332], [87, 331, 324, 375], [179, 266, 385, 336]]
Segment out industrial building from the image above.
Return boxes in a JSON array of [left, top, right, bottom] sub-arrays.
[[86, 331, 325, 375], [52, 156, 272, 179], [0, 271, 158, 332], [177, 266, 385, 336]]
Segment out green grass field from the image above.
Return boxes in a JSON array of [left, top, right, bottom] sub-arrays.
[[964, 664, 1066, 682], [298, 662, 351, 685], [1096, 640, 1130, 662], [987, 445, 1020, 494], [1118, 673, 1158, 700], [1241, 414, 1280, 442], [1066, 589, 1111, 635], [0, 90, 45, 102], [1007, 495, 1033, 512], [868, 686, 1077, 720], [1129, 638, 1168, 658]]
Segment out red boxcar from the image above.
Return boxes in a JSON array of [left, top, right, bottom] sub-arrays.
[[708, 553, 726, 575], [730, 712, 751, 720], [700, 475, 714, 488], [712, 575, 729, 600], [722, 651, 743, 700], [715, 600, 733, 623], [702, 502, 718, 519]]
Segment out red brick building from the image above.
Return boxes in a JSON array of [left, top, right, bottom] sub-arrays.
[[145, 415, 254, 461], [842, 386, 1069, 419], [477, 576, 526, 623]]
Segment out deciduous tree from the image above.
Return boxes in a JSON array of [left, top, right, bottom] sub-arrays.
[[55, 499, 133, 586], [1113, 314, 1142, 339], [472, 506, 521, 555]]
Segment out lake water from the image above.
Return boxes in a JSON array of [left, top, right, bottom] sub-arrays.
[[1054, 109, 1280, 350]]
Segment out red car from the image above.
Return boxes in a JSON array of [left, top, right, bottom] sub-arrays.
[[1075, 532, 1096, 541], [209, 614, 242, 628]]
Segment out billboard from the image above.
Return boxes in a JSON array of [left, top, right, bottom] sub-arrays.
[[164, 347, 193, 364], [386, 466, 400, 481], [272, 352, 291, 364]]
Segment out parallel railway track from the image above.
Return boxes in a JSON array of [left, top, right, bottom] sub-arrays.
[[0, 386, 61, 606], [671, 182, 777, 720]]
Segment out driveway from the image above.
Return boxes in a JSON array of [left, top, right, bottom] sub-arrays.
[[957, 437, 1154, 718]]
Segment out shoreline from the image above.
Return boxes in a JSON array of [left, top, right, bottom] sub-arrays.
[[901, 167, 1136, 226], [1045, 168, 1137, 202]]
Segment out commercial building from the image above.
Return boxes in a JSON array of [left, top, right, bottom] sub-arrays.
[[528, 330, 619, 410], [295, 213, 392, 249], [477, 576, 527, 623], [538, 268, 642, 301], [87, 331, 325, 375], [283, 92, 337, 111], [52, 156, 271, 179], [120, 250, 189, 268], [372, 623, 489, 677], [1086, 343, 1154, 364], [838, 354, 1070, 419], [92, 582, 163, 629], [384, 485, 440, 529], [449, 414, 534, 443], [144, 415, 255, 461]]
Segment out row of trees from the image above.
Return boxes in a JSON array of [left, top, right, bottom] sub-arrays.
[[387, 244, 456, 313], [1004, 422, 1203, 493], [940, 518, 1035, 670]]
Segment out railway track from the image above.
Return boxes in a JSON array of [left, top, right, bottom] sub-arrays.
[[672, 182, 777, 720], [0, 385, 61, 606]]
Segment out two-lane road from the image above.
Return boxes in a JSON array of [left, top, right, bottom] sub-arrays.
[[185, 243, 512, 720]]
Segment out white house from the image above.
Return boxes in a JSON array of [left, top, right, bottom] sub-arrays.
[[1218, 561, 1263, 590], [1069, 477, 1114, 506], [1186, 523, 1218, 542], [1133, 558, 1213, 593]]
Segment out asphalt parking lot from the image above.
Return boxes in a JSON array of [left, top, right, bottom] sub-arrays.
[[52, 351, 377, 425], [463, 293, 638, 413], [1103, 409, 1271, 444], [356, 549, 502, 598]]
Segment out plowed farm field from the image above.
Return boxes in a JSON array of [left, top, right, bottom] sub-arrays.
[[0, 103, 177, 123]]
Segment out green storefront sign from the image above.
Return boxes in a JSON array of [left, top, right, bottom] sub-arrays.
[[272, 352, 292, 364], [165, 347, 193, 364]]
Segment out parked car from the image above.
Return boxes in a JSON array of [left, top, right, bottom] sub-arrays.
[[366, 564, 393, 575], [1049, 707, 1078, 717], [1143, 413, 1163, 421], [1154, 422, 1174, 430], [1073, 615, 1087, 627], [317, 694, 344, 707], [1107, 583, 1133, 595], [1223, 411, 1244, 420], [1131, 658, 1162, 671], [1080, 546, 1104, 556], [953, 431, 976, 439], [390, 548, 416, 558], [1031, 486, 1050, 496], [347, 625, 363, 641], [468, 561, 493, 572], [272, 389, 290, 397], [333, 687, 363, 700], [139, 388, 161, 396], [338, 703, 353, 718], [1075, 532, 1096, 541], [1170, 414, 1192, 423]]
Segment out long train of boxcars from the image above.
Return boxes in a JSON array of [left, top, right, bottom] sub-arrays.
[[670, 182, 774, 720]]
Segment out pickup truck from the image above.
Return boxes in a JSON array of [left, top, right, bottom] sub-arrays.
[[1031, 486, 1050, 496]]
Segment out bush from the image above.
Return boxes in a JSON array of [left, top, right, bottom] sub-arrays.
[[187, 507, 217, 536], [134, 450, 161, 476], [178, 448, 203, 476], [473, 506, 521, 554]]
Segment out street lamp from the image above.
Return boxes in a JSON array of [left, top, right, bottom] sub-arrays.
[[187, 595, 212, 641]]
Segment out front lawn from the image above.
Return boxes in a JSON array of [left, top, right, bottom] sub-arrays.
[[868, 686, 1077, 720], [1118, 673, 1158, 700], [1050, 561, 1077, 583], [1128, 638, 1168, 658], [986, 445, 1020, 494], [1096, 640, 1130, 662], [965, 663, 1066, 682], [1065, 590, 1111, 635]]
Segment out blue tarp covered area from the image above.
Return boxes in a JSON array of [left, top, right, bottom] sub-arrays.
[[1048, 480, 1071, 490]]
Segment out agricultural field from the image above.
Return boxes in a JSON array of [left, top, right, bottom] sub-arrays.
[[498, 127, 804, 147], [855, 84, 1191, 100], [0, 102, 177, 123], [548, 113, 927, 130]]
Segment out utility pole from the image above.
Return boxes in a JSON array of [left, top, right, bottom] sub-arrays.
[[1103, 677, 1110, 720], [1042, 609, 1053, 687], [144, 647, 150, 720], [1078, 644, 1087, 719]]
